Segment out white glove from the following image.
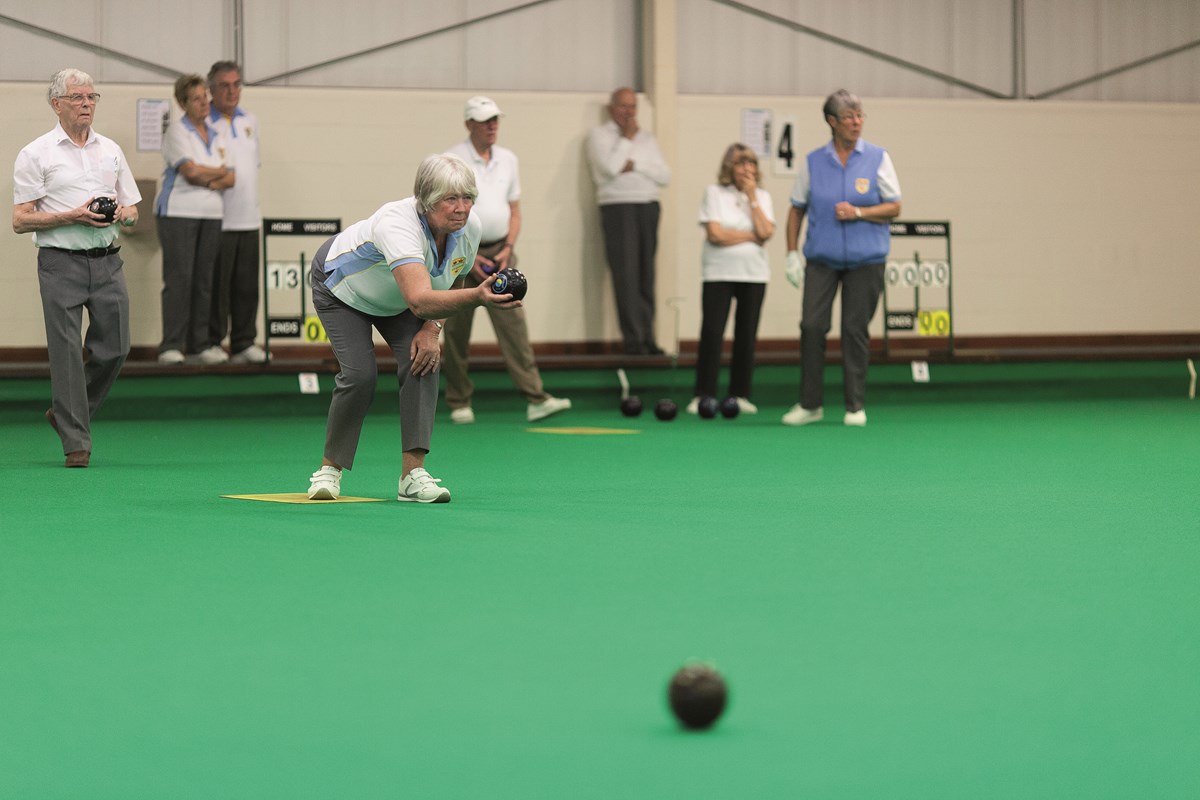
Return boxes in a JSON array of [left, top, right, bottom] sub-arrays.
[[785, 251, 804, 289]]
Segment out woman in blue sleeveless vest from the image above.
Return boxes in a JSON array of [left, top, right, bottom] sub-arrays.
[[782, 90, 902, 428]]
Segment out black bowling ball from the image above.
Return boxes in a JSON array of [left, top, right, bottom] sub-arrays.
[[491, 268, 528, 301], [88, 196, 117, 223], [668, 663, 728, 730], [619, 396, 643, 417]]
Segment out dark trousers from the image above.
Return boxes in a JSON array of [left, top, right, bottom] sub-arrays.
[[211, 229, 261, 353], [799, 261, 885, 413], [599, 202, 660, 353], [693, 281, 766, 399], [310, 239, 437, 470], [157, 216, 222, 354], [37, 247, 130, 454]]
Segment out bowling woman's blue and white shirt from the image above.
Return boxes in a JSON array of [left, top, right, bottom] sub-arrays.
[[320, 197, 480, 317]]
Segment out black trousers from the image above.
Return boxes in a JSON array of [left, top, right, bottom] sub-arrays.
[[210, 229, 261, 354], [693, 281, 766, 399]]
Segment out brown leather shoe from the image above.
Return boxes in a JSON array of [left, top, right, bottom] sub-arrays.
[[45, 407, 59, 433], [65, 450, 90, 468]]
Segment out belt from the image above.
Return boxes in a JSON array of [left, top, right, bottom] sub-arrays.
[[479, 238, 508, 249], [43, 245, 121, 258]]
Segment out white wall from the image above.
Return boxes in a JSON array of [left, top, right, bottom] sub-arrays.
[[4, 81, 1199, 351]]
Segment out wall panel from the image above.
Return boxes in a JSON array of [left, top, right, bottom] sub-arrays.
[[3, 82, 1198, 352]]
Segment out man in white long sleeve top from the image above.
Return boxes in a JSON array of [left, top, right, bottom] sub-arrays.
[[586, 87, 671, 356]]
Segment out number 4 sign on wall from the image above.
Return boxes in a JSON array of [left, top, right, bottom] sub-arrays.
[[773, 114, 799, 177]]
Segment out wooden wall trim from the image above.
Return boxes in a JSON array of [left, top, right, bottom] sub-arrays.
[[1, 333, 1197, 378]]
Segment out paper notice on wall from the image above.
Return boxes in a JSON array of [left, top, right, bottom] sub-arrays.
[[137, 99, 171, 151], [741, 109, 771, 158]]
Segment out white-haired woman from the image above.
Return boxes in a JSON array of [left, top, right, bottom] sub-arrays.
[[155, 73, 235, 365], [306, 154, 520, 503], [783, 89, 902, 428]]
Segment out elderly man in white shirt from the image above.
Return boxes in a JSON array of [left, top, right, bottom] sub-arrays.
[[13, 68, 141, 468], [442, 95, 571, 425], [586, 87, 671, 356], [207, 60, 266, 365]]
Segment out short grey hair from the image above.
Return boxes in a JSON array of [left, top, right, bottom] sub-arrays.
[[208, 60, 241, 87], [822, 89, 862, 122], [48, 68, 94, 105], [413, 154, 478, 214]]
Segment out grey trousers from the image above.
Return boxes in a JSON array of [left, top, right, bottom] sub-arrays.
[[799, 261, 885, 413], [37, 247, 130, 454], [442, 241, 548, 409], [310, 240, 437, 470], [210, 229, 261, 354], [157, 215, 222, 355], [599, 202, 660, 353]]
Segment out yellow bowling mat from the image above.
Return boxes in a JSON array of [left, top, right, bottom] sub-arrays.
[[221, 493, 386, 504]]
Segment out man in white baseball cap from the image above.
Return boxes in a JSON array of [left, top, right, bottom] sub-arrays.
[[442, 96, 571, 424], [464, 95, 503, 123]]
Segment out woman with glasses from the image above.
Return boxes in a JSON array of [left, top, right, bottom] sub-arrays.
[[154, 73, 235, 365], [782, 90, 902, 428], [304, 154, 521, 504]]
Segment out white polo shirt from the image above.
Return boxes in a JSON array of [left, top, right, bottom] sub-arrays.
[[154, 116, 228, 219], [445, 139, 518, 243], [209, 106, 261, 231], [320, 198, 480, 317], [12, 123, 141, 250], [698, 184, 775, 283]]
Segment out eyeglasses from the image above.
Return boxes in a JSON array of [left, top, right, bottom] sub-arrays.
[[838, 111, 866, 122], [214, 81, 243, 91], [58, 93, 101, 105]]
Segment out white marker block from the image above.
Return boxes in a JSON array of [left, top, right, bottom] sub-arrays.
[[299, 372, 320, 395]]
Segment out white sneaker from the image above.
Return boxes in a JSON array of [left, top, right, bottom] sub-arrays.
[[229, 345, 267, 364], [308, 465, 341, 500], [398, 467, 451, 503], [782, 404, 823, 426], [735, 397, 759, 415], [527, 396, 571, 422], [450, 407, 476, 424], [189, 345, 229, 365], [844, 410, 867, 427], [158, 349, 185, 365], [685, 396, 700, 415]]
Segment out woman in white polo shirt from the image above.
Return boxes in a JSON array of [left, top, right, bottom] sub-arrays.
[[154, 73, 234, 365], [305, 154, 521, 504], [689, 143, 775, 415]]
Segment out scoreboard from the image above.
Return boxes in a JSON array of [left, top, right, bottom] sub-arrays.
[[881, 221, 953, 357]]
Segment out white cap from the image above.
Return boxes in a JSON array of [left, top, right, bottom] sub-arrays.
[[464, 95, 503, 122]]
